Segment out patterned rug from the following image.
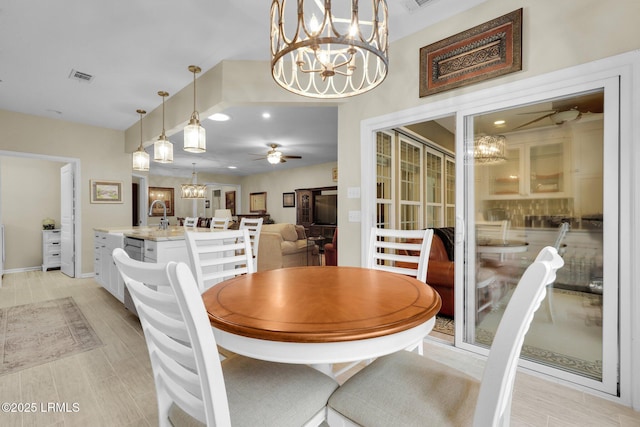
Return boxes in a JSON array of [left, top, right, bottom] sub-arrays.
[[0, 297, 103, 375], [430, 289, 603, 381]]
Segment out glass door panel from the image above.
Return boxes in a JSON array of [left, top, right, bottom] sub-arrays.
[[462, 86, 617, 392]]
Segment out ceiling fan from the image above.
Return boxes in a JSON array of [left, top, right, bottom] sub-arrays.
[[512, 92, 604, 130], [253, 143, 302, 164]]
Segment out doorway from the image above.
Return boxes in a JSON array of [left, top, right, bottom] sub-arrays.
[[361, 69, 624, 396]]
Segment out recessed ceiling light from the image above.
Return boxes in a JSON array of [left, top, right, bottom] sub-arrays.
[[227, 166, 237, 169], [262, 112, 271, 119], [494, 119, 506, 125], [208, 113, 230, 121]]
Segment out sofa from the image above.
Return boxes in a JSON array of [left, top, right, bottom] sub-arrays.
[[324, 228, 338, 266], [257, 223, 320, 272]]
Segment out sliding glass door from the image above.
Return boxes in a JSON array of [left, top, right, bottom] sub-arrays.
[[459, 80, 619, 393]]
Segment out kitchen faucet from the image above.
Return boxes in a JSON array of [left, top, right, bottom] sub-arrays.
[[149, 200, 169, 230]]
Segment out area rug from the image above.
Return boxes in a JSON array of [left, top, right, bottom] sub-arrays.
[[433, 315, 455, 336], [0, 297, 103, 376]]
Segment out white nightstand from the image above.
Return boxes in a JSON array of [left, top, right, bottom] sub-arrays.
[[42, 229, 62, 271]]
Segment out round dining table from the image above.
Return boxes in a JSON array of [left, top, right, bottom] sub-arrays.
[[202, 266, 442, 375]]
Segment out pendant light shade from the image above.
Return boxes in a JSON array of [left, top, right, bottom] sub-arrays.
[[132, 109, 149, 171], [181, 163, 207, 199], [474, 134, 507, 164], [184, 65, 206, 153], [270, 0, 389, 98], [154, 91, 174, 163]]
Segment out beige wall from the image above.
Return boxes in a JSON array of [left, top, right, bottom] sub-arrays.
[[0, 109, 129, 275], [0, 156, 65, 270], [239, 162, 337, 224]]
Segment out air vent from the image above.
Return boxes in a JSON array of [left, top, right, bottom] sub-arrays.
[[400, 0, 436, 13], [68, 69, 94, 83]]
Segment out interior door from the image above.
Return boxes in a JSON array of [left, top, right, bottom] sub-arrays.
[[60, 163, 75, 277]]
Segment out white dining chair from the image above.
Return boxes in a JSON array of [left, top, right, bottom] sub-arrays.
[[183, 217, 198, 228], [185, 228, 254, 293], [112, 248, 338, 427], [476, 219, 509, 265], [210, 217, 230, 230], [239, 217, 263, 271], [367, 227, 434, 283], [327, 246, 564, 427]]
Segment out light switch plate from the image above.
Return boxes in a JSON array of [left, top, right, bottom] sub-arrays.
[[348, 210, 361, 222]]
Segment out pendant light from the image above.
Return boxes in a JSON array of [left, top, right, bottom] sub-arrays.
[[270, 0, 389, 98], [183, 65, 206, 153], [154, 91, 174, 163], [474, 134, 507, 164], [132, 109, 149, 171], [181, 163, 207, 199]]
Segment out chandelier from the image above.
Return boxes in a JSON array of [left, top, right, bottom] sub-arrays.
[[154, 91, 174, 163], [183, 65, 206, 153], [181, 163, 207, 199], [270, 0, 389, 98], [474, 135, 507, 164], [132, 109, 149, 171]]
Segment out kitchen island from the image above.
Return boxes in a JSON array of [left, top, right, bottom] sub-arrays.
[[93, 226, 216, 308]]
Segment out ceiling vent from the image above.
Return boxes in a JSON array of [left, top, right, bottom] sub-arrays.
[[400, 0, 437, 13], [68, 69, 94, 83]]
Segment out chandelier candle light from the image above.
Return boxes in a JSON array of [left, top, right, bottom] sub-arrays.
[[154, 91, 174, 163], [270, 0, 388, 98], [132, 109, 149, 171], [474, 134, 507, 164], [181, 163, 207, 199], [184, 65, 206, 153]]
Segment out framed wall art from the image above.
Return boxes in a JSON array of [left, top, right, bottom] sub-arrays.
[[419, 8, 522, 97], [282, 192, 295, 208], [90, 180, 123, 204], [250, 192, 267, 213], [148, 187, 175, 216]]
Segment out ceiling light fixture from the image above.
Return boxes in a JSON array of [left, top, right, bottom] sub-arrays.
[[132, 109, 149, 171], [208, 113, 230, 122], [267, 149, 282, 164], [270, 0, 389, 98], [154, 91, 174, 163], [474, 134, 507, 164], [184, 65, 206, 153], [181, 163, 207, 199]]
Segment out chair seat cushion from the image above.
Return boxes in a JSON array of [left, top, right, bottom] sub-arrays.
[[169, 355, 338, 427], [328, 350, 479, 427]]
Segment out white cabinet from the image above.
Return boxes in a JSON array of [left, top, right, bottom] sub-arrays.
[[42, 229, 62, 271], [94, 231, 124, 302], [483, 135, 571, 200], [143, 239, 189, 264]]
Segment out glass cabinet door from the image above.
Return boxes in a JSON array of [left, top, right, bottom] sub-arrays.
[[529, 142, 564, 195], [486, 147, 522, 197]]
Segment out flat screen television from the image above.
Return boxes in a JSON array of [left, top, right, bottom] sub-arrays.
[[314, 194, 338, 225]]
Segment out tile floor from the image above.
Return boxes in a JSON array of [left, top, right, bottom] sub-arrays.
[[0, 270, 639, 426]]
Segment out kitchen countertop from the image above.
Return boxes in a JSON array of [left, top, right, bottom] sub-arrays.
[[94, 226, 216, 241]]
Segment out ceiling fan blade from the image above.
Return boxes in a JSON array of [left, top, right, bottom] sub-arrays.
[[282, 155, 302, 159], [280, 158, 287, 163], [512, 113, 555, 130]]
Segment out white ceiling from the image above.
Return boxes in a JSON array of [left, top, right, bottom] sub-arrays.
[[0, 0, 486, 176]]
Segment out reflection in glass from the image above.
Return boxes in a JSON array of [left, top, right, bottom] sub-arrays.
[[469, 89, 605, 381]]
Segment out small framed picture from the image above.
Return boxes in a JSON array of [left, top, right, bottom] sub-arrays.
[[90, 180, 123, 204], [283, 192, 295, 208]]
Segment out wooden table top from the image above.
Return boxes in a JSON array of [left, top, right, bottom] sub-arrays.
[[202, 266, 442, 344]]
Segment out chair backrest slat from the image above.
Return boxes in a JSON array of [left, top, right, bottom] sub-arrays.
[[184, 217, 198, 228], [367, 227, 434, 283], [210, 217, 230, 230], [185, 229, 254, 293], [239, 217, 263, 271]]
